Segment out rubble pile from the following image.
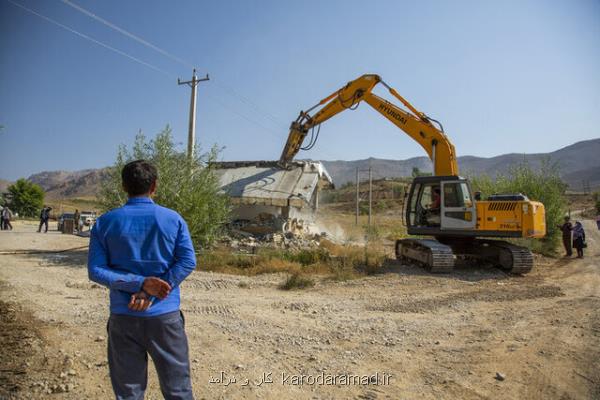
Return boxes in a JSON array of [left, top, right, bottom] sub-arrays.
[[222, 213, 327, 252]]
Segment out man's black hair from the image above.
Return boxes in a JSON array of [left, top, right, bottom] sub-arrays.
[[121, 160, 158, 196]]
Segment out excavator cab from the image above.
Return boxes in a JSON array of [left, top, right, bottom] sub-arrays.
[[406, 176, 476, 236]]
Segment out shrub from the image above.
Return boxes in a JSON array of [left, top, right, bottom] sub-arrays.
[[470, 159, 567, 255], [284, 248, 330, 266], [593, 192, 600, 214], [279, 273, 315, 290], [99, 126, 230, 248]]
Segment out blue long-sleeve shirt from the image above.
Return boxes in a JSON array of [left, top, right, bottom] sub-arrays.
[[88, 197, 196, 316]]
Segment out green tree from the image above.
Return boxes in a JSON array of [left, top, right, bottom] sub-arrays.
[[7, 179, 45, 217], [99, 126, 230, 248], [411, 167, 431, 178], [470, 159, 567, 254]]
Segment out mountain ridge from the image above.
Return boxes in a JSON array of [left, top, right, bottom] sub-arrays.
[[1, 138, 598, 198]]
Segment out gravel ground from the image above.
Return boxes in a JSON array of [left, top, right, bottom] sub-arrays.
[[0, 220, 599, 400]]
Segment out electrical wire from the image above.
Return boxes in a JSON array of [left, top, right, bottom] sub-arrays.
[[205, 93, 284, 143], [8, 0, 296, 150], [61, 0, 195, 70], [59, 0, 288, 132], [211, 78, 288, 130], [6, 0, 174, 78]]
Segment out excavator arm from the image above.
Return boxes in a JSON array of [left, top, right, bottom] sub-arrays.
[[279, 74, 459, 176]]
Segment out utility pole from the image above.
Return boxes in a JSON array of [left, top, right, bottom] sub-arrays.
[[178, 69, 209, 159]]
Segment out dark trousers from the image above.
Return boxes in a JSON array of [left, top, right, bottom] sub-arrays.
[[108, 311, 194, 400], [38, 218, 49, 233], [562, 236, 572, 256], [573, 237, 584, 258]]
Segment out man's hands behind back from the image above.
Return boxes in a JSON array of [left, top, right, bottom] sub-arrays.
[[142, 277, 171, 299]]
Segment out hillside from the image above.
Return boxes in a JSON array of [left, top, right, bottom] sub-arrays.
[[0, 179, 11, 194], [26, 168, 110, 199], [322, 138, 600, 189]]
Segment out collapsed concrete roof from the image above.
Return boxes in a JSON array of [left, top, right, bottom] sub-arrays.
[[213, 161, 333, 208]]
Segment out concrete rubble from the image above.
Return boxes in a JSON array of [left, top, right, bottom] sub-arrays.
[[213, 160, 334, 250]]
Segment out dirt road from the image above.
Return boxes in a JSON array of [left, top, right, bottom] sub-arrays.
[[1, 220, 599, 399]]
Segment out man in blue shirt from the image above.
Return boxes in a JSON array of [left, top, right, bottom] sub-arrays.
[[88, 160, 196, 400]]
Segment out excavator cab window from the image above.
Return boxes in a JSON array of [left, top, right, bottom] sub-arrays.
[[443, 182, 473, 209], [407, 182, 442, 228], [407, 183, 421, 226]]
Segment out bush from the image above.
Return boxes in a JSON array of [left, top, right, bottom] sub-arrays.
[[284, 248, 330, 266], [279, 273, 315, 290], [470, 159, 567, 255], [593, 192, 600, 214], [6, 179, 44, 217], [98, 126, 230, 248]]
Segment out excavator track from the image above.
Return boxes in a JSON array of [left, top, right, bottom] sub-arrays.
[[396, 238, 534, 274], [474, 240, 534, 274], [396, 239, 455, 273]]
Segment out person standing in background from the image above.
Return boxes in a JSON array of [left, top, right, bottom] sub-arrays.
[[2, 206, 13, 230], [572, 221, 586, 258], [558, 216, 573, 257], [38, 205, 52, 233], [73, 209, 81, 233]]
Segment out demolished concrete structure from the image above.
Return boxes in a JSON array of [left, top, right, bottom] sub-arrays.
[[213, 161, 333, 236]]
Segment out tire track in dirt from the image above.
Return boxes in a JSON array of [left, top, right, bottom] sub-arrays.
[[181, 304, 236, 316], [368, 284, 564, 313]]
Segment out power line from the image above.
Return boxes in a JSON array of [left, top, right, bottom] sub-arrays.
[[206, 93, 283, 142], [61, 0, 195, 70], [8, 0, 294, 149], [58, 0, 289, 130], [6, 0, 174, 78], [211, 78, 288, 129]]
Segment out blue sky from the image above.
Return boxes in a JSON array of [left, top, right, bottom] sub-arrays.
[[1, 0, 599, 180]]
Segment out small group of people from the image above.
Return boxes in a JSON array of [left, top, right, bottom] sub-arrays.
[[558, 216, 586, 258], [1, 206, 13, 230]]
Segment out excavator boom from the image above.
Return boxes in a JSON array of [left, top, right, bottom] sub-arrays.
[[279, 74, 459, 176]]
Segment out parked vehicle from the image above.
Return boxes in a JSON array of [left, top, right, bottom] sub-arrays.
[[80, 210, 97, 228]]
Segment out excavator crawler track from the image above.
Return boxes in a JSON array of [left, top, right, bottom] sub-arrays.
[[474, 240, 534, 274], [396, 239, 455, 273], [396, 238, 534, 274]]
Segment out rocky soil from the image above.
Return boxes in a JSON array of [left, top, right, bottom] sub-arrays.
[[0, 220, 599, 399]]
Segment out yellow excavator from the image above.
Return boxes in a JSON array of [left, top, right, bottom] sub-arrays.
[[279, 74, 546, 273]]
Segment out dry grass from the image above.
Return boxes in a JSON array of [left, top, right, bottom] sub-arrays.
[[198, 241, 389, 281], [279, 273, 315, 290], [46, 197, 102, 215]]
